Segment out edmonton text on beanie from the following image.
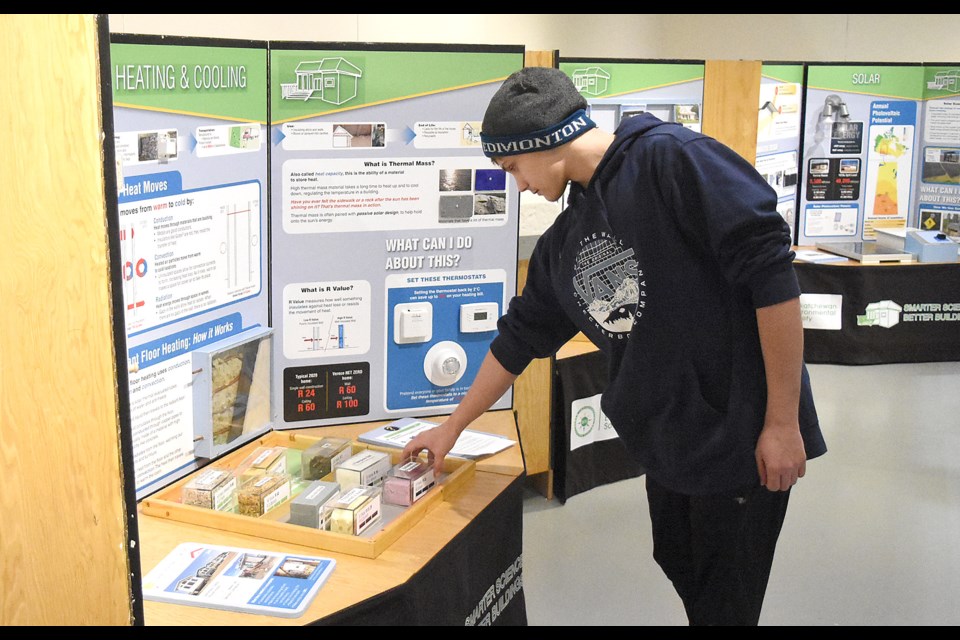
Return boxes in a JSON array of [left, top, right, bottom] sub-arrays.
[[480, 67, 595, 158]]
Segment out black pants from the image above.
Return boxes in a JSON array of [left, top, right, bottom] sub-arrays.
[[645, 475, 791, 626]]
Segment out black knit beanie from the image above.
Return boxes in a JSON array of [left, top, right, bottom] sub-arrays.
[[480, 67, 595, 158]]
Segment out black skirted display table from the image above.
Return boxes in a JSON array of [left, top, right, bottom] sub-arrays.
[[314, 474, 527, 626], [551, 346, 643, 503], [795, 260, 960, 365]]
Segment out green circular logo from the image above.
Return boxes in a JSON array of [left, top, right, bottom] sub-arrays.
[[574, 406, 595, 437]]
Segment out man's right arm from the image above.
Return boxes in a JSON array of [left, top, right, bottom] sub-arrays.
[[401, 228, 576, 473]]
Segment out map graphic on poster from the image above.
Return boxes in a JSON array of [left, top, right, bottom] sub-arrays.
[[867, 125, 912, 217]]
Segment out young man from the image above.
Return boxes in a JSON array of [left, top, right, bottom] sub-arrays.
[[402, 67, 826, 626]]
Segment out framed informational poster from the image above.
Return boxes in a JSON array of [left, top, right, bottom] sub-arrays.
[[559, 58, 705, 136], [269, 43, 524, 429], [110, 37, 526, 497], [110, 35, 271, 497], [798, 64, 925, 245], [913, 64, 960, 243]]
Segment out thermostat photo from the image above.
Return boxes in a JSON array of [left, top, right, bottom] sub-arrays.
[[460, 302, 499, 333], [423, 341, 468, 387], [394, 302, 433, 344]]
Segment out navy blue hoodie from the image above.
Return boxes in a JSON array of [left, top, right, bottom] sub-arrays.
[[490, 114, 826, 495]]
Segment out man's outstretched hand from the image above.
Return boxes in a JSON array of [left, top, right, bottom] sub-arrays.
[[401, 421, 461, 476]]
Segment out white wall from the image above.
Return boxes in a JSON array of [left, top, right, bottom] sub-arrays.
[[654, 14, 960, 62], [107, 14, 659, 55], [108, 14, 960, 61]]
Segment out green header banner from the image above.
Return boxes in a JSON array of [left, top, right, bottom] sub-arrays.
[[110, 43, 267, 122], [761, 64, 804, 84], [558, 61, 704, 98], [270, 49, 522, 123], [806, 65, 925, 100]]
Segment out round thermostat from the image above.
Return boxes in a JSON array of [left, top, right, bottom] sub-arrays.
[[423, 341, 468, 387]]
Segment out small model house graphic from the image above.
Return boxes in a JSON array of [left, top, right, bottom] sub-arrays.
[[927, 70, 960, 91], [858, 300, 903, 328], [572, 67, 611, 96], [282, 57, 363, 104], [332, 125, 353, 148]]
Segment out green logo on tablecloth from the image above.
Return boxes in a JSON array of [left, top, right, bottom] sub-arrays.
[[574, 406, 595, 437], [857, 300, 902, 328]]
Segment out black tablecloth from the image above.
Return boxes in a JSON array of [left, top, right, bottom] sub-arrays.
[[796, 262, 960, 365], [551, 349, 643, 504], [314, 474, 527, 626]]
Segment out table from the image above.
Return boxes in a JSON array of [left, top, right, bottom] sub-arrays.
[[795, 256, 960, 365], [137, 410, 527, 626]]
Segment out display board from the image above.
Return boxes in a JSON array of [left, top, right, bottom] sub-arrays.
[[110, 36, 271, 497], [913, 64, 960, 243], [757, 63, 805, 242], [307, 474, 527, 625], [558, 58, 705, 137], [111, 38, 525, 497], [269, 43, 524, 429], [796, 63, 960, 246]]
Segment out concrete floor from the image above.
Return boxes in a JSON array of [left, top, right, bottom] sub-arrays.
[[521, 361, 960, 625]]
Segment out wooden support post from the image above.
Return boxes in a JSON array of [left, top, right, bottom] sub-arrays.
[[512, 50, 558, 498], [702, 59, 762, 165], [0, 14, 134, 625]]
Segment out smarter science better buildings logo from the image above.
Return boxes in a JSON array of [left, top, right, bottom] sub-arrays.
[[857, 299, 960, 328]]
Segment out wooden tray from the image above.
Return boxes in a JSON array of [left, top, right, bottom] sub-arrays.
[[140, 430, 475, 559]]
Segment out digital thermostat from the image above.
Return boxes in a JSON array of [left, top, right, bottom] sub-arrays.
[[394, 302, 433, 344], [459, 302, 499, 333]]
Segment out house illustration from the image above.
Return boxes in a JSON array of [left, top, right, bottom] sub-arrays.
[[858, 300, 903, 328], [281, 57, 363, 104], [927, 70, 960, 91], [462, 122, 480, 144], [332, 125, 353, 147], [572, 67, 611, 96]]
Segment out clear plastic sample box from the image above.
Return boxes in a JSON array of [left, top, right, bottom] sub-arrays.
[[181, 467, 237, 512], [191, 327, 273, 459], [237, 473, 291, 518], [334, 450, 392, 489], [324, 486, 382, 536], [235, 445, 287, 483], [289, 480, 341, 530], [301, 437, 352, 481], [382, 458, 436, 506]]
